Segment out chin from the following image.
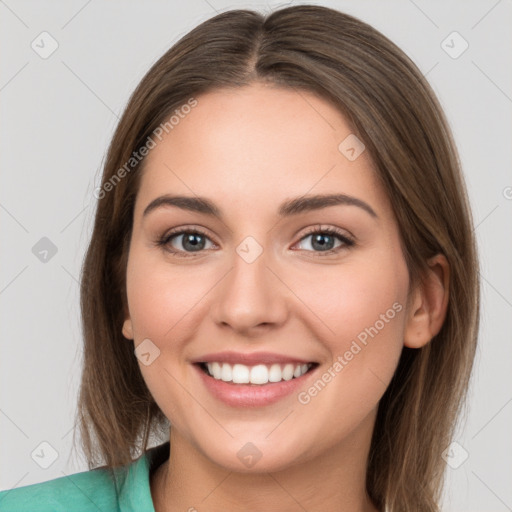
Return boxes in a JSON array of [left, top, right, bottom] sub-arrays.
[[196, 434, 315, 474]]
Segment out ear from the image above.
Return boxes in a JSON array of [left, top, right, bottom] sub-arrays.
[[122, 316, 134, 340], [404, 254, 450, 349]]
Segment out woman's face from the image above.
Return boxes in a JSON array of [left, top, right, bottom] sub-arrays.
[[123, 82, 411, 472]]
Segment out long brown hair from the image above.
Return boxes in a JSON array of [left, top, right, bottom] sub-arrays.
[[75, 5, 480, 511]]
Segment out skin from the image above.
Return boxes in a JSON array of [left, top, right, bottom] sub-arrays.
[[122, 82, 449, 512]]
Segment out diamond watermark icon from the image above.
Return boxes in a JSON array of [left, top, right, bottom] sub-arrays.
[[31, 31, 59, 59], [237, 442, 263, 468], [441, 441, 469, 469], [441, 31, 469, 59], [31, 441, 59, 469], [338, 134, 366, 161], [135, 338, 161, 366], [236, 236, 263, 264], [32, 237, 58, 263]]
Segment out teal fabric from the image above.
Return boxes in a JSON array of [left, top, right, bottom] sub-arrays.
[[0, 442, 170, 512]]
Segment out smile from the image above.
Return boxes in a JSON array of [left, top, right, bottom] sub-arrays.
[[194, 360, 320, 407]]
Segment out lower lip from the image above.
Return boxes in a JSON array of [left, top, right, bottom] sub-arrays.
[[193, 363, 318, 407]]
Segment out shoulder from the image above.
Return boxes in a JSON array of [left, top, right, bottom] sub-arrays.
[[0, 441, 169, 512], [0, 466, 120, 512]]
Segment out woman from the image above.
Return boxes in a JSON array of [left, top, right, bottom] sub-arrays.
[[0, 4, 479, 511]]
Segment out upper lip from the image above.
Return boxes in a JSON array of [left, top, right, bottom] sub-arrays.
[[191, 351, 316, 366]]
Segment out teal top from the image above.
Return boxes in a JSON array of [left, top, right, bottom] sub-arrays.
[[0, 441, 170, 512]]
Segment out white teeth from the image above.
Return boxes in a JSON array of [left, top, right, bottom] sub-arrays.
[[268, 363, 282, 383], [220, 363, 232, 382], [250, 364, 268, 385], [232, 364, 250, 384], [204, 361, 312, 385], [282, 363, 294, 381], [211, 362, 222, 379]]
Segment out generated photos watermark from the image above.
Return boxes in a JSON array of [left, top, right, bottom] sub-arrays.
[[297, 301, 403, 405]]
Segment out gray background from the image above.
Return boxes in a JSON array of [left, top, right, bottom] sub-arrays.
[[1, 1, 511, 511]]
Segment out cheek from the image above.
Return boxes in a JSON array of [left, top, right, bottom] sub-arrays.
[[125, 251, 205, 342], [314, 259, 407, 349], [287, 244, 408, 331], [289, 246, 409, 419], [124, 251, 210, 427]]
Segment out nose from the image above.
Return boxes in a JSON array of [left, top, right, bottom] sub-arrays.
[[210, 244, 289, 336]]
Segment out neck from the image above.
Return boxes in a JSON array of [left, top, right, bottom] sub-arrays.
[[151, 409, 380, 512]]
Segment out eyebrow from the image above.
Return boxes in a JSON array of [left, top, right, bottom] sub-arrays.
[[142, 193, 378, 220]]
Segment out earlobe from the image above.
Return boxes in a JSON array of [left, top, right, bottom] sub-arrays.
[[403, 254, 450, 349], [122, 318, 134, 340]]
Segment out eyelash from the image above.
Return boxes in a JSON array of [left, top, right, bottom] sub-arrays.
[[155, 225, 355, 258]]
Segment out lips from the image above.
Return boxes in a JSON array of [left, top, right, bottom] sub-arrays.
[[190, 350, 320, 406], [193, 360, 319, 407]]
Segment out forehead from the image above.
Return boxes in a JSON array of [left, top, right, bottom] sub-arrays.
[[135, 83, 393, 222]]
